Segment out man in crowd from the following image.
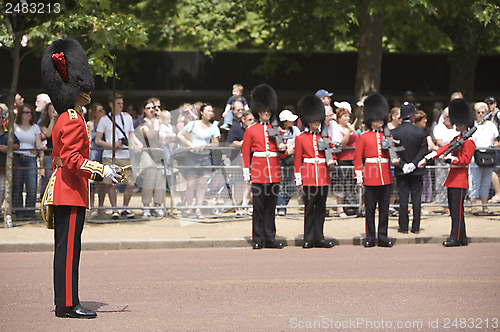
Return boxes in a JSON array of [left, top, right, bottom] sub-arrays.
[[315, 89, 333, 108], [95, 94, 143, 219]]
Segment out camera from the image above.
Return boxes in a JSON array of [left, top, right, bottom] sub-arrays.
[[120, 137, 129, 146]]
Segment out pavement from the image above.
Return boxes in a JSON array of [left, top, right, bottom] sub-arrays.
[[1, 204, 499, 252]]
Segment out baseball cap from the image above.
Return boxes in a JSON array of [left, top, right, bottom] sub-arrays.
[[485, 96, 496, 104], [279, 109, 298, 122], [315, 89, 333, 98], [333, 101, 352, 113]]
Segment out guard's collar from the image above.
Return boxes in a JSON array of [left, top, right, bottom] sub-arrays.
[[259, 121, 270, 125], [371, 128, 383, 133], [73, 104, 84, 117]]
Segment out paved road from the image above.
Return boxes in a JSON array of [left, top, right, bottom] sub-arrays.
[[1, 244, 500, 331]]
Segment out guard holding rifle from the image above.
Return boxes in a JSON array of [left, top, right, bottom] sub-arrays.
[[418, 99, 475, 247], [242, 84, 288, 249], [354, 94, 399, 248], [41, 39, 124, 319], [294, 95, 337, 248]]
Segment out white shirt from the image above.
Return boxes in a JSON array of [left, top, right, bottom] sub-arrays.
[[159, 123, 175, 150], [96, 112, 134, 159], [14, 124, 41, 157], [472, 120, 498, 149], [285, 125, 301, 148], [326, 121, 341, 144], [433, 122, 459, 146]]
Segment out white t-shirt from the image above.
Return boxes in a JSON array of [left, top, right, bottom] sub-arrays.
[[285, 125, 301, 148], [326, 121, 341, 144], [14, 124, 41, 157], [433, 122, 459, 146], [96, 112, 134, 159], [472, 120, 498, 149]]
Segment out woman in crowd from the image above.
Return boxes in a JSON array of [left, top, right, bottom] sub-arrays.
[[387, 107, 401, 130], [433, 108, 458, 214], [469, 102, 499, 215], [177, 103, 220, 219], [13, 104, 45, 218], [276, 109, 300, 216], [39, 103, 57, 197], [139, 99, 167, 218], [414, 110, 436, 203], [87, 103, 107, 217], [334, 109, 358, 217]]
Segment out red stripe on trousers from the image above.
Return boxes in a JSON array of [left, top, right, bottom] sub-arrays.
[[66, 207, 78, 306], [457, 189, 463, 241]]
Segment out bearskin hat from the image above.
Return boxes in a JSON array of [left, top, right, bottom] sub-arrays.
[[250, 84, 278, 120], [363, 93, 389, 127], [41, 38, 94, 114], [449, 98, 474, 128], [297, 95, 325, 126]]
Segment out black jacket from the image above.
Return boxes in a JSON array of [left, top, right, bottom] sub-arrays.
[[391, 121, 428, 177]]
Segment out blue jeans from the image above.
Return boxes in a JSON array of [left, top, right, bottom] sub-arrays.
[[468, 161, 493, 199], [13, 154, 38, 216], [277, 166, 296, 213]]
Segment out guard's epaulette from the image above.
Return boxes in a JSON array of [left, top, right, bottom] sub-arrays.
[[68, 109, 78, 120]]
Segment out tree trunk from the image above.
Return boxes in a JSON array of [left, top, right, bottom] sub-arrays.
[[353, 0, 384, 120], [448, 41, 479, 101]]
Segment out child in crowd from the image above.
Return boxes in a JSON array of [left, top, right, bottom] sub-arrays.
[[418, 99, 475, 247], [221, 84, 250, 131], [159, 110, 176, 175], [294, 95, 336, 248], [354, 94, 399, 248]]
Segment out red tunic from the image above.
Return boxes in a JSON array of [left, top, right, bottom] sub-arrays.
[[354, 130, 393, 186], [50, 109, 105, 208], [432, 137, 475, 189], [294, 132, 335, 187], [242, 122, 284, 183]]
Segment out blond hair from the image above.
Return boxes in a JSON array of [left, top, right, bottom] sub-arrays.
[[233, 84, 243, 92]]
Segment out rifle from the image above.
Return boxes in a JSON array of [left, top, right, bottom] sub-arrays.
[[382, 124, 404, 163], [442, 109, 497, 157], [268, 116, 290, 147], [317, 123, 341, 165]]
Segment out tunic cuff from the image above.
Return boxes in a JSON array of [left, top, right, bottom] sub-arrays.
[[81, 159, 105, 182], [425, 151, 438, 160]]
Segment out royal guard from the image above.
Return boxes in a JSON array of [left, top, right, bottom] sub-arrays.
[[41, 38, 123, 318], [241, 84, 287, 249], [354, 94, 398, 248], [418, 98, 475, 247], [294, 95, 337, 248]]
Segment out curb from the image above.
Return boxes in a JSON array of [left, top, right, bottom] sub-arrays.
[[0, 236, 499, 253]]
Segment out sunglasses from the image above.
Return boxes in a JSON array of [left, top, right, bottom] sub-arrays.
[[23, 111, 32, 114]]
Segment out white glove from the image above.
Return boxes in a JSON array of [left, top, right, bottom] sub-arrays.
[[402, 163, 416, 174], [294, 173, 302, 186], [242, 168, 250, 182], [355, 170, 363, 185], [103, 165, 123, 184]]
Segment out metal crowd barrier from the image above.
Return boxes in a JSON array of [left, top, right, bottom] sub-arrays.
[[4, 145, 500, 225]]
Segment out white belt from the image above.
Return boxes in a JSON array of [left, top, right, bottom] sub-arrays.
[[253, 151, 278, 157], [365, 157, 389, 163], [450, 164, 467, 168], [304, 157, 326, 164]]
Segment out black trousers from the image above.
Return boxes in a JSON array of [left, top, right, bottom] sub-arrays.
[[364, 184, 391, 242], [397, 175, 423, 232], [448, 187, 467, 242], [303, 186, 329, 242], [252, 183, 279, 242], [53, 205, 86, 307]]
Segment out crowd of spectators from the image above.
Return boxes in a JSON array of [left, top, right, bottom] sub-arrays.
[[1, 86, 500, 220]]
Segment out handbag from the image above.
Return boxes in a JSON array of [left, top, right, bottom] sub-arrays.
[[280, 154, 294, 167], [474, 149, 496, 167]]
